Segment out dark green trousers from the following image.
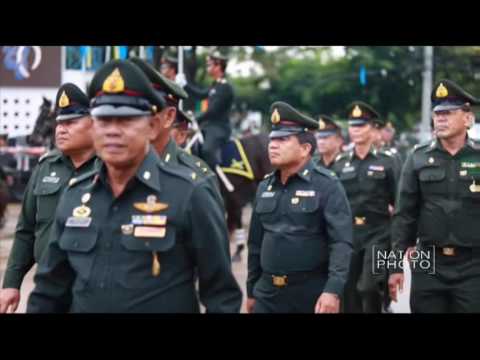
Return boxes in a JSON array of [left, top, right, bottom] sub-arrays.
[[252, 272, 328, 313], [411, 247, 480, 313]]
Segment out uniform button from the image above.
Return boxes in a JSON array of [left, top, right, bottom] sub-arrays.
[[113, 206, 119, 212], [99, 282, 105, 289]]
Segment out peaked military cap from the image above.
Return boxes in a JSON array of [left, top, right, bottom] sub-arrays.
[[88, 59, 165, 118], [316, 114, 342, 138], [174, 109, 194, 129], [431, 79, 480, 112], [208, 50, 228, 62], [129, 57, 188, 108], [347, 101, 381, 126], [55, 83, 90, 122], [269, 101, 319, 139], [162, 52, 179, 66]]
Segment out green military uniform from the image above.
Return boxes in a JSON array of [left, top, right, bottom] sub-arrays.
[[312, 114, 343, 170], [332, 101, 398, 313], [247, 102, 353, 313], [373, 119, 403, 179], [27, 59, 241, 313], [128, 57, 223, 207], [2, 83, 97, 290], [183, 51, 234, 170], [392, 79, 480, 313]]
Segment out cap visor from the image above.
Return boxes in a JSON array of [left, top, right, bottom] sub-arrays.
[[91, 105, 152, 118], [433, 104, 463, 112], [269, 130, 300, 139], [56, 113, 87, 122]]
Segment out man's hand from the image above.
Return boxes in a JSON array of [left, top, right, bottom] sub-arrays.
[[175, 73, 187, 88], [0, 288, 21, 314], [315, 292, 340, 313], [246, 298, 256, 314], [388, 273, 404, 302]]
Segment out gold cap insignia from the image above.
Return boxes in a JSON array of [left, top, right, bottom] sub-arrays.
[[436, 83, 448, 98], [102, 68, 125, 93], [352, 105, 362, 118], [319, 118, 326, 130], [59, 91, 70, 108], [271, 108, 281, 124]]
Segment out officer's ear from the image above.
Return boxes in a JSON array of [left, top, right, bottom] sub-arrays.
[[148, 113, 162, 142], [155, 107, 176, 130], [464, 111, 475, 129]]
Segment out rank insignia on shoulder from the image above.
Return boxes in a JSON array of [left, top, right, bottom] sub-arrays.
[[134, 195, 168, 213]]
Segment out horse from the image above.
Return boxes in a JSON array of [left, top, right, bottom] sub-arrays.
[[27, 97, 56, 148], [188, 130, 273, 262]]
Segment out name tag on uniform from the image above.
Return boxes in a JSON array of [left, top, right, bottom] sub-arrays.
[[295, 190, 315, 197], [342, 166, 355, 173], [368, 165, 384, 171], [42, 176, 60, 183], [66, 216, 92, 228], [261, 191, 275, 198], [132, 215, 167, 226], [134, 226, 166, 238], [461, 162, 480, 169]]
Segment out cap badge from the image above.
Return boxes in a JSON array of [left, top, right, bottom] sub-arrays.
[[102, 68, 125, 93], [436, 83, 448, 98], [59, 91, 70, 108], [319, 118, 326, 130], [352, 105, 362, 118], [271, 108, 281, 124]]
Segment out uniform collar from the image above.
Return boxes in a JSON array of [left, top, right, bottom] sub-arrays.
[[426, 136, 476, 154], [135, 147, 163, 192], [162, 138, 179, 165], [271, 159, 315, 185], [351, 144, 377, 161], [97, 146, 162, 193]]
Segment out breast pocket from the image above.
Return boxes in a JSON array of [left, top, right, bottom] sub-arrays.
[[118, 226, 177, 289], [59, 226, 98, 290], [33, 182, 63, 222], [255, 196, 279, 224], [458, 173, 480, 202], [418, 166, 446, 194], [338, 171, 358, 195], [363, 170, 388, 193]]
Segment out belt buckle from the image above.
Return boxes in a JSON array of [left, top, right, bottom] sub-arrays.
[[442, 247, 455, 256], [272, 275, 288, 287], [355, 217, 366, 226]]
